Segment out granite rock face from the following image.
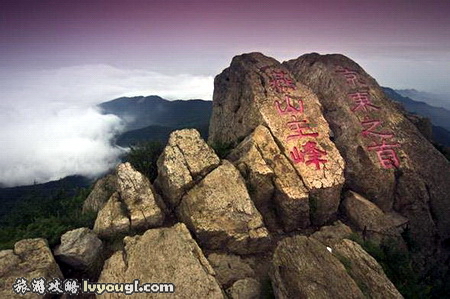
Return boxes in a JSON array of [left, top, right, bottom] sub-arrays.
[[228, 125, 309, 231], [270, 235, 364, 299], [155, 129, 220, 207], [270, 235, 403, 299], [98, 223, 224, 299], [333, 239, 403, 299], [0, 239, 63, 299], [93, 163, 165, 238], [53, 228, 103, 272], [210, 52, 345, 228], [342, 191, 408, 242], [82, 174, 117, 214], [177, 160, 270, 254], [284, 53, 450, 268]]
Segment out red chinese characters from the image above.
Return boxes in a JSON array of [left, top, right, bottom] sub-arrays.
[[348, 92, 380, 112], [268, 70, 296, 93], [275, 96, 304, 114], [367, 140, 400, 169], [286, 116, 319, 140], [335, 66, 365, 86], [264, 66, 327, 170], [290, 141, 328, 170], [335, 65, 402, 169], [361, 119, 393, 139]]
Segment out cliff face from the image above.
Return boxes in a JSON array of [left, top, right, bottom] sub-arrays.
[[2, 52, 449, 298]]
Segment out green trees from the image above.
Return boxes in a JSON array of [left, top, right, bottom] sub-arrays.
[[124, 141, 164, 182], [0, 187, 95, 250]]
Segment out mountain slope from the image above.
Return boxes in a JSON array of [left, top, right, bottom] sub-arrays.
[[383, 87, 450, 147], [395, 89, 450, 110], [99, 96, 212, 132], [383, 87, 450, 131]]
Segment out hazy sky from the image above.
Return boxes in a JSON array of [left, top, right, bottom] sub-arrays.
[[1, 0, 449, 186]]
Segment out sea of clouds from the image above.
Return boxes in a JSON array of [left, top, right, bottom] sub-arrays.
[[0, 65, 213, 187]]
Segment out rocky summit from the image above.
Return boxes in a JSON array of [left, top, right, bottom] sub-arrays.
[[1, 52, 449, 298]]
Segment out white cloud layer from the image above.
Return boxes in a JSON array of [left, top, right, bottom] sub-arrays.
[[0, 65, 213, 187]]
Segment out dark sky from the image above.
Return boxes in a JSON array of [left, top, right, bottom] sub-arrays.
[[1, 0, 449, 92]]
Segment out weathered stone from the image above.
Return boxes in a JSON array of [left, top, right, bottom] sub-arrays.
[[207, 253, 255, 287], [83, 174, 117, 214], [333, 239, 403, 299], [93, 163, 165, 238], [155, 129, 220, 207], [270, 235, 364, 299], [177, 160, 270, 254], [98, 223, 224, 298], [342, 191, 409, 240], [209, 52, 345, 227], [229, 125, 308, 231], [53, 228, 103, 272], [116, 162, 165, 230], [226, 278, 262, 299], [284, 54, 450, 269], [311, 220, 353, 246], [343, 191, 386, 231], [0, 239, 63, 299], [93, 192, 130, 238]]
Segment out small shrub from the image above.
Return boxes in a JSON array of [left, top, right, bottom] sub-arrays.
[[124, 141, 164, 182], [0, 186, 95, 250], [211, 141, 235, 159]]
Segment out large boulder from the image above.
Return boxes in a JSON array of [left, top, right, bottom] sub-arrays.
[[270, 235, 364, 298], [93, 192, 130, 238], [155, 129, 220, 207], [53, 228, 103, 273], [115, 162, 165, 230], [0, 239, 63, 298], [98, 223, 224, 298], [228, 125, 308, 231], [333, 239, 403, 299], [177, 160, 270, 254], [93, 163, 165, 238], [209, 53, 345, 228], [284, 53, 450, 268], [82, 174, 117, 214], [342, 191, 408, 242]]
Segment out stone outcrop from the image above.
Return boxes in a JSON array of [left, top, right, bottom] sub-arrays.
[[342, 191, 408, 242], [98, 223, 224, 298], [284, 53, 450, 268], [82, 174, 116, 214], [93, 192, 130, 238], [93, 162, 165, 238], [155, 129, 220, 207], [333, 239, 403, 299], [270, 235, 364, 298], [177, 160, 270, 254], [210, 52, 345, 228], [0, 239, 63, 298], [53, 228, 103, 273], [270, 235, 403, 298], [228, 125, 309, 231]]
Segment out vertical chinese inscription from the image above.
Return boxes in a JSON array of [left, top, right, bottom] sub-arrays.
[[262, 67, 327, 170], [335, 66, 401, 169]]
